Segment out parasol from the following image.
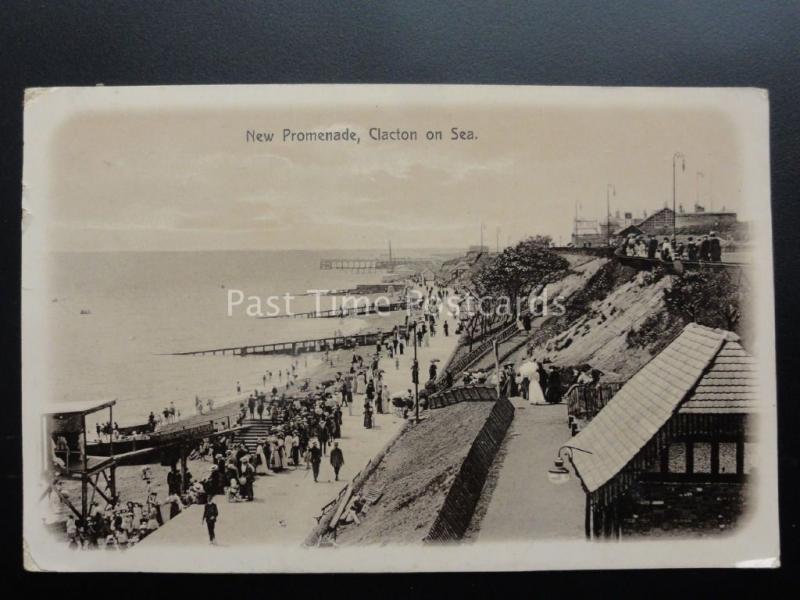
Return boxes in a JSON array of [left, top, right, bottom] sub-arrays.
[[517, 361, 539, 378]]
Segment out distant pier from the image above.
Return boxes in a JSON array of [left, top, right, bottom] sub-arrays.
[[319, 257, 433, 271], [167, 330, 402, 357]]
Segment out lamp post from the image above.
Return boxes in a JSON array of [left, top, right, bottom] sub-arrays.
[[606, 184, 616, 247], [672, 152, 686, 245], [696, 171, 704, 209], [547, 445, 594, 485], [411, 320, 420, 422]]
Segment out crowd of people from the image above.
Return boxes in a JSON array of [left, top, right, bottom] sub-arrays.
[[57, 282, 450, 547], [617, 231, 724, 262], [56, 466, 193, 551]]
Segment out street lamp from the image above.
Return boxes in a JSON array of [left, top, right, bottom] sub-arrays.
[[672, 152, 686, 245], [547, 445, 594, 485], [606, 184, 616, 247], [410, 320, 420, 422], [547, 457, 571, 485]]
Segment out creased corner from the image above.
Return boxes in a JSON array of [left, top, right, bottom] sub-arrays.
[[24, 87, 58, 106], [22, 538, 45, 573]]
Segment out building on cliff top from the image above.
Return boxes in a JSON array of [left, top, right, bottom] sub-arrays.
[[558, 322, 758, 539], [572, 206, 740, 247]]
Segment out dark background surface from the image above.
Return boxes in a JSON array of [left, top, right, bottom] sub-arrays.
[[2, 0, 798, 587]]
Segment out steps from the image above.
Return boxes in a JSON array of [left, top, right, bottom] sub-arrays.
[[234, 417, 284, 451]]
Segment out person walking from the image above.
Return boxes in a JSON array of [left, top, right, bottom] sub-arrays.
[[527, 363, 547, 405], [443, 320, 449, 336], [247, 395, 256, 419], [202, 496, 219, 544], [309, 440, 322, 482], [256, 396, 265, 421], [318, 421, 329, 456], [330, 442, 345, 481]]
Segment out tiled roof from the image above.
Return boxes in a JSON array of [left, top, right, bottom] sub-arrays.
[[679, 339, 758, 413], [566, 323, 752, 493]]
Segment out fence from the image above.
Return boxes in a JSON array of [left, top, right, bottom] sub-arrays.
[[424, 395, 515, 542], [427, 385, 499, 409], [436, 318, 519, 391], [565, 382, 624, 426]]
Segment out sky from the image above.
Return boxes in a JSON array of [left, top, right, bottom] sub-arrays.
[[44, 100, 748, 252]]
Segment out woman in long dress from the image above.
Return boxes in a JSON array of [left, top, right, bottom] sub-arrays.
[[255, 439, 269, 475], [283, 432, 294, 467], [527, 364, 546, 405]]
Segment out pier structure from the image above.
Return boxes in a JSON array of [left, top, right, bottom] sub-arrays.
[[168, 329, 404, 358], [319, 257, 434, 271]]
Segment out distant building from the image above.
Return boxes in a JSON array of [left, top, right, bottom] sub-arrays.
[[569, 206, 740, 245], [562, 324, 757, 539], [629, 207, 739, 237]]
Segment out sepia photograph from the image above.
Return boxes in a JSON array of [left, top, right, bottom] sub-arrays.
[[21, 84, 778, 571]]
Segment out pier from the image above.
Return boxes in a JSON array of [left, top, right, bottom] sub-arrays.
[[319, 257, 434, 271], [167, 330, 391, 357]]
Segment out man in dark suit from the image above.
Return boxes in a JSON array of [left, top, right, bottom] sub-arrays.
[[329, 442, 345, 481], [202, 496, 219, 543], [699, 235, 711, 261], [708, 231, 722, 262], [647, 235, 658, 259]]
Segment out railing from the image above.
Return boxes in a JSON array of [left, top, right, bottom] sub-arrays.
[[551, 246, 616, 258], [435, 318, 519, 391], [615, 253, 744, 273], [428, 384, 499, 409], [565, 382, 624, 425]]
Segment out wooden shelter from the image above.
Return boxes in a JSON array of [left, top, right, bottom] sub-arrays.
[[561, 323, 758, 539], [42, 400, 117, 523]]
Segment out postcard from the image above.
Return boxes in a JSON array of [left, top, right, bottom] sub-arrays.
[[21, 84, 778, 571]]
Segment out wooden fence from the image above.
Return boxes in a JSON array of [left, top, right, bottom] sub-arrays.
[[424, 395, 515, 542], [565, 382, 624, 426], [427, 385, 498, 409], [435, 318, 519, 391]]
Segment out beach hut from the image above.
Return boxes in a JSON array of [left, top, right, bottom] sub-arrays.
[[42, 400, 118, 523], [556, 323, 758, 539]]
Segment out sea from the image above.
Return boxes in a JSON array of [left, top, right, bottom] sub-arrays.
[[43, 250, 404, 428]]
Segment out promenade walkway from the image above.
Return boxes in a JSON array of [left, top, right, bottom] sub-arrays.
[[131, 405, 405, 548], [133, 299, 459, 549], [473, 398, 586, 541]]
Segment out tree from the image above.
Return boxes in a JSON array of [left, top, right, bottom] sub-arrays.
[[663, 269, 744, 332], [473, 237, 569, 316]]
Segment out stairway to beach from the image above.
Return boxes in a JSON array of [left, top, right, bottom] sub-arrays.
[[234, 417, 285, 450]]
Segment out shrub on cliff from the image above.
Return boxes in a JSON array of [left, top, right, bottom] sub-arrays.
[[472, 237, 569, 316], [663, 269, 744, 334]]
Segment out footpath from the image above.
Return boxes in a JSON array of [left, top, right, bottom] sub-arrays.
[[473, 398, 586, 541]]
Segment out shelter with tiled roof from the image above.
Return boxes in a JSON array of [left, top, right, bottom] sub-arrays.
[[560, 323, 758, 539]]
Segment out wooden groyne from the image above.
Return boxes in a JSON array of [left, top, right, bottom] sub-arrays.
[[167, 330, 389, 357]]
